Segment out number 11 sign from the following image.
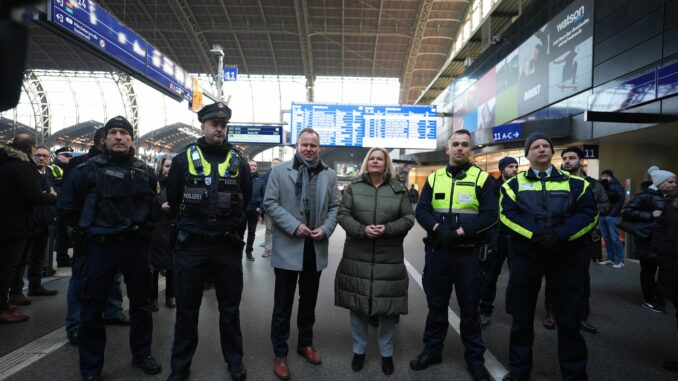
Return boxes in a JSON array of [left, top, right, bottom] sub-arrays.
[[224, 67, 238, 81]]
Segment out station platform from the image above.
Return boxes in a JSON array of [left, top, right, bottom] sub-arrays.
[[1, 224, 676, 381]]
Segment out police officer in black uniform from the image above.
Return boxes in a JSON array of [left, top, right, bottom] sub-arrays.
[[500, 133, 597, 381], [166, 102, 252, 381], [57, 116, 162, 381], [410, 129, 497, 381]]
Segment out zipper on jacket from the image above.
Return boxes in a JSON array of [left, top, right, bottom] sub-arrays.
[[540, 173, 548, 226], [368, 184, 380, 316]]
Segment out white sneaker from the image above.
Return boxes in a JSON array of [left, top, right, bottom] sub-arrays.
[[612, 263, 625, 269], [598, 260, 612, 265]]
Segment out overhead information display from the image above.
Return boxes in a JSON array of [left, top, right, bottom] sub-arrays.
[[48, 0, 192, 102], [290, 103, 437, 149], [227, 125, 283, 145]]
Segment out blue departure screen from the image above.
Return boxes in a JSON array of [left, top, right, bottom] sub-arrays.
[[49, 0, 192, 102], [227, 125, 283, 145], [290, 103, 438, 148]]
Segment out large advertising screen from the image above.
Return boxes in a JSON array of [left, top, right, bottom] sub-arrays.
[[449, 0, 593, 130]]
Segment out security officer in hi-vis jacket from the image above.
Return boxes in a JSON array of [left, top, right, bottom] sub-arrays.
[[166, 102, 252, 381], [57, 116, 161, 381], [410, 129, 498, 381], [500, 132, 597, 381]]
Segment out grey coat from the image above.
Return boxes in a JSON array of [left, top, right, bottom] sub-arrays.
[[263, 159, 340, 271]]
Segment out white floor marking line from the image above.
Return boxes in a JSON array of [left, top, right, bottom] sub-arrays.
[[404, 259, 508, 381]]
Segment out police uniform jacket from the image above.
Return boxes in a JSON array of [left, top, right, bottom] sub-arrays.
[[166, 137, 252, 237], [500, 166, 598, 258], [335, 173, 414, 317], [416, 161, 498, 246], [56, 148, 158, 238]]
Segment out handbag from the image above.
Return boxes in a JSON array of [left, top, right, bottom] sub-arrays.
[[616, 218, 655, 239]]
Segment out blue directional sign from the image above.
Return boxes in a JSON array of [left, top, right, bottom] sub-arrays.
[[492, 123, 522, 143], [48, 0, 191, 102], [227, 124, 283, 145], [290, 103, 438, 149], [224, 67, 238, 81]]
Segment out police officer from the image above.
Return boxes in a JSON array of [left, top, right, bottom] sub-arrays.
[[166, 102, 252, 381], [500, 133, 597, 381], [57, 116, 161, 381], [410, 129, 497, 381]]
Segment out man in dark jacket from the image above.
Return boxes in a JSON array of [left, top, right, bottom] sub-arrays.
[[62, 127, 129, 347], [623, 165, 676, 314], [480, 156, 518, 327], [500, 133, 597, 381], [8, 146, 59, 307], [410, 129, 497, 381], [243, 160, 262, 261], [0, 135, 57, 323], [558, 146, 610, 335], [58, 116, 162, 380], [599, 169, 626, 268], [166, 102, 252, 381]]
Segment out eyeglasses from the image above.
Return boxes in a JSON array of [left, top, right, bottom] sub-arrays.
[[32, 154, 50, 158]]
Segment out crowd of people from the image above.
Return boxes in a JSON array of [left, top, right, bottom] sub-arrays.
[[1, 108, 678, 381]]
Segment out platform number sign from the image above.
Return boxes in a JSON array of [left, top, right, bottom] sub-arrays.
[[491, 123, 522, 143], [224, 67, 238, 81], [582, 145, 599, 159]]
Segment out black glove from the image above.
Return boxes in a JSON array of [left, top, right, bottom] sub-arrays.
[[531, 229, 561, 247], [435, 225, 459, 246]]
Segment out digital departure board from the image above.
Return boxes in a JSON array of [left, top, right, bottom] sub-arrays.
[[290, 103, 438, 149], [227, 124, 283, 145], [48, 0, 192, 102]]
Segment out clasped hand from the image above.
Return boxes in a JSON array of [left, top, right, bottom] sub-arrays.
[[295, 223, 325, 240], [364, 225, 385, 239]]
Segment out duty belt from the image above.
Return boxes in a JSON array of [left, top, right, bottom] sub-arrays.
[[181, 231, 242, 244]]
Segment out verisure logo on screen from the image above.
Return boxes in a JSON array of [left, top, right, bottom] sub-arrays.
[[556, 5, 585, 32]]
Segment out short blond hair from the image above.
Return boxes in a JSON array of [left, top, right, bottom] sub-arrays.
[[359, 147, 394, 178]]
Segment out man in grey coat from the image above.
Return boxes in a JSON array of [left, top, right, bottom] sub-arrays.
[[264, 127, 339, 380]]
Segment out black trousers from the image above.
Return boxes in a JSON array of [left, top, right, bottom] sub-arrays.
[[55, 219, 71, 264], [480, 246, 508, 316], [244, 210, 259, 254], [271, 239, 322, 357], [150, 269, 174, 300], [422, 246, 485, 367], [171, 241, 244, 373], [0, 238, 28, 310], [11, 231, 49, 293], [79, 240, 153, 378], [506, 252, 588, 381], [640, 258, 661, 304], [544, 242, 594, 321]]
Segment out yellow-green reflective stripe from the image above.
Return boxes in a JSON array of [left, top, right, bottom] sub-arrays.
[[499, 188, 533, 239], [569, 218, 596, 241]]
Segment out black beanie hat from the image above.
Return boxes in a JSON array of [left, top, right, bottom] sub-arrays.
[[104, 116, 134, 140], [498, 156, 518, 172], [524, 132, 553, 156]]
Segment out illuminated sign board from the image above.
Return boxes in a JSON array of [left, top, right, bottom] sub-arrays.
[[290, 103, 438, 149], [449, 0, 594, 130], [492, 123, 522, 143], [48, 0, 191, 102], [227, 125, 283, 145]]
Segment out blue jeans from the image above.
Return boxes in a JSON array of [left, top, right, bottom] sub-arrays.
[[599, 216, 624, 264], [65, 269, 124, 333]]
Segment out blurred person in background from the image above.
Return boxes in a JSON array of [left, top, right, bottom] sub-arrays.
[[149, 155, 175, 311], [598, 169, 627, 268]]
